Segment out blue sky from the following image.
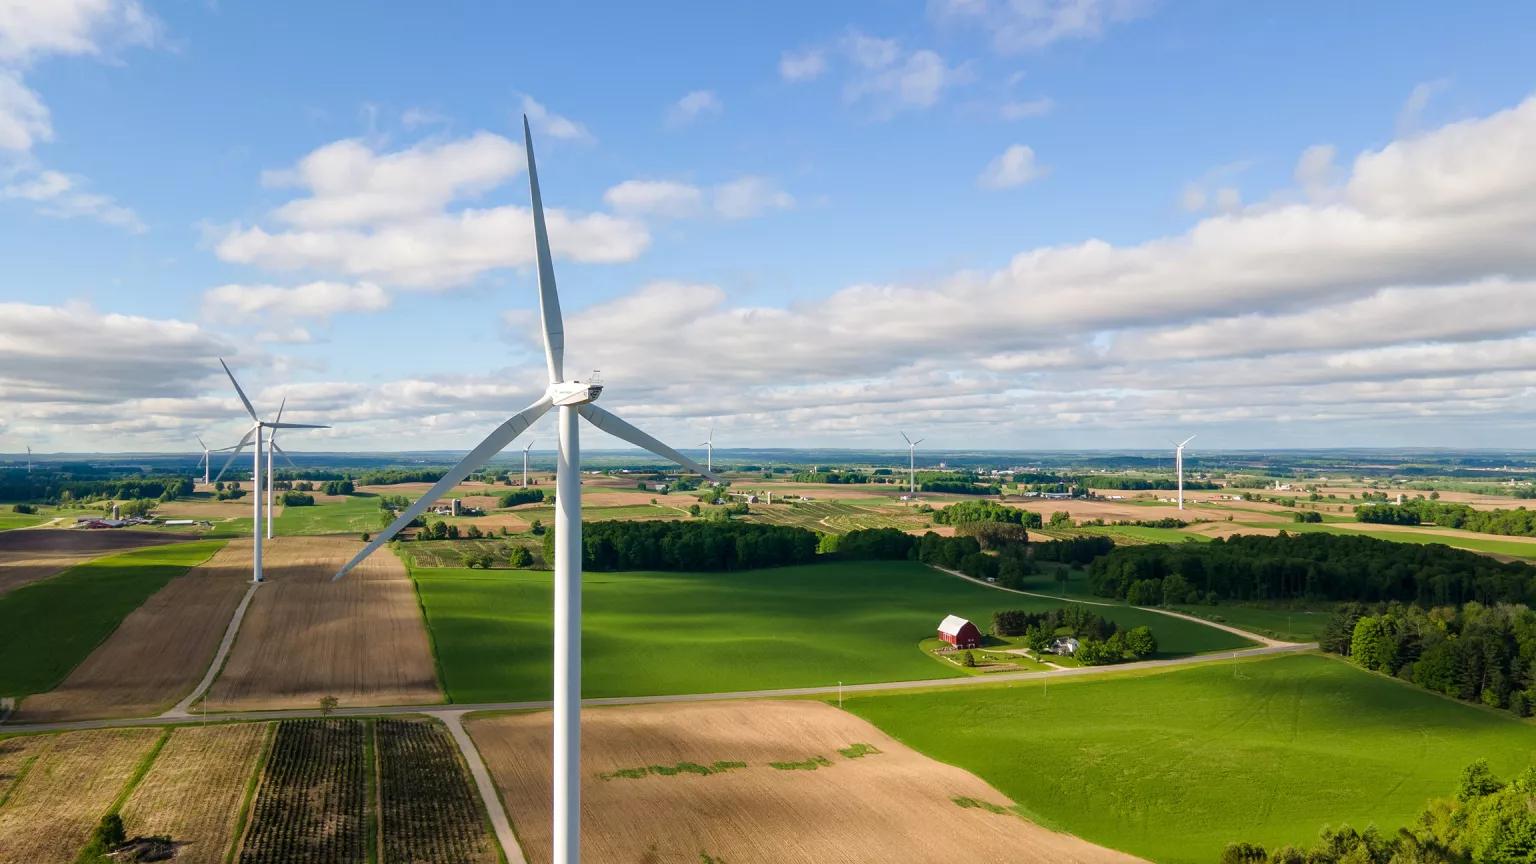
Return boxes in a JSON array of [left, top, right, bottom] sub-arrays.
[[4, 1, 1536, 453]]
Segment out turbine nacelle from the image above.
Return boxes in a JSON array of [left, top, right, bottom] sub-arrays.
[[547, 380, 604, 406]]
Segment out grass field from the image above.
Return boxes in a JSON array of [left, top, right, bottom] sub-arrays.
[[1165, 603, 1334, 643], [0, 510, 48, 531], [844, 653, 1536, 863], [412, 560, 1254, 703], [273, 494, 384, 535], [1078, 524, 1214, 544], [1241, 520, 1536, 559], [0, 539, 225, 699]]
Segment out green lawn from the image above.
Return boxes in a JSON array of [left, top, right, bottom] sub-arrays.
[[844, 653, 1536, 864], [410, 560, 1254, 703], [274, 494, 384, 535], [1079, 524, 1214, 544], [0, 539, 225, 698], [1166, 602, 1335, 643], [0, 510, 49, 531]]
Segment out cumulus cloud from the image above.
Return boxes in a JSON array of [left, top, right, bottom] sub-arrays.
[[214, 133, 649, 287], [1, 168, 143, 230], [0, 0, 158, 65], [933, 0, 1151, 53], [666, 89, 722, 126], [0, 70, 48, 150], [602, 175, 792, 220], [977, 144, 1044, 189], [779, 48, 827, 82], [1397, 78, 1451, 136], [840, 33, 967, 114], [520, 94, 592, 143], [201, 281, 391, 325]]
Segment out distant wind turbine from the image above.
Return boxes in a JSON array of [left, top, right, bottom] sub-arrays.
[[196, 434, 239, 486], [214, 361, 328, 582], [523, 438, 537, 487], [698, 425, 714, 474], [25, 445, 31, 473], [901, 432, 924, 496], [333, 116, 719, 864], [1174, 435, 1196, 510]]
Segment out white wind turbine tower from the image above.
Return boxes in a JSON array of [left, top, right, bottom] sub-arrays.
[[26, 445, 31, 473], [214, 361, 328, 582], [196, 435, 239, 486], [698, 425, 714, 474], [333, 117, 719, 864], [263, 397, 303, 540], [901, 432, 924, 496], [522, 439, 537, 487], [1174, 434, 1196, 510]]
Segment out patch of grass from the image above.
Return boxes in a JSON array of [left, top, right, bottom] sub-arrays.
[[1078, 524, 1214, 544], [411, 560, 1255, 703], [952, 795, 1012, 815], [1166, 602, 1335, 642], [274, 495, 386, 535], [845, 653, 1536, 864], [0, 539, 226, 698], [599, 760, 747, 780], [768, 755, 831, 771], [836, 743, 881, 759]]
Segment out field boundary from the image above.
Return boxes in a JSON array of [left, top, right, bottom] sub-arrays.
[[167, 579, 262, 717], [441, 710, 526, 864]]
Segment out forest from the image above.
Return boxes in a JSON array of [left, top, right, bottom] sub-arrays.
[[1358, 499, 1536, 538]]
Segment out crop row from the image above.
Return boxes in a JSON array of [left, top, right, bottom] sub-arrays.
[[376, 719, 493, 864], [238, 719, 366, 864]]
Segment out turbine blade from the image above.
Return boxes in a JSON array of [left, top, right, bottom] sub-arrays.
[[213, 426, 257, 483], [267, 422, 330, 430], [272, 442, 298, 469], [901, 431, 912, 446], [523, 116, 565, 385], [579, 403, 720, 483], [271, 396, 287, 445], [334, 396, 553, 580], [219, 359, 260, 422], [914, 438, 925, 446], [196, 434, 207, 450]]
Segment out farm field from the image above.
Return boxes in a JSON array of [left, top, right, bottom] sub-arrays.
[[377, 718, 497, 864], [0, 539, 225, 700], [0, 527, 187, 595], [273, 493, 386, 535], [0, 727, 164, 862], [0, 509, 48, 531], [238, 719, 367, 864], [1252, 520, 1536, 559], [468, 700, 1139, 864], [1077, 524, 1214, 544], [1164, 602, 1334, 643], [15, 540, 252, 721], [120, 723, 268, 864], [412, 559, 1254, 703], [844, 653, 1536, 863], [204, 536, 441, 711]]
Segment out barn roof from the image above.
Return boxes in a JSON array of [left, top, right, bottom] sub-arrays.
[[937, 614, 975, 636]]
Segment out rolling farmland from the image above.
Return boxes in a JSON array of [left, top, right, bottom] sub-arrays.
[[238, 719, 368, 864], [412, 559, 1253, 703], [468, 700, 1139, 864], [377, 719, 497, 864], [845, 653, 1536, 863], [121, 723, 269, 864], [0, 527, 187, 595]]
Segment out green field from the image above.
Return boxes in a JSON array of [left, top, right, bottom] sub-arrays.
[[1166, 602, 1334, 642], [0, 510, 49, 531], [845, 653, 1536, 864], [1247, 520, 1536, 559], [410, 559, 1254, 703], [0, 539, 225, 698], [274, 495, 385, 535]]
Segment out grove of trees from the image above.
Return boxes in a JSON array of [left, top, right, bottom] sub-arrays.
[[1358, 499, 1536, 538], [578, 520, 819, 571]]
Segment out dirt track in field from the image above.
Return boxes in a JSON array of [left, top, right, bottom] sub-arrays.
[[14, 541, 252, 722], [468, 700, 1143, 864], [0, 528, 185, 596], [203, 536, 442, 711], [0, 727, 162, 863], [121, 723, 268, 864]]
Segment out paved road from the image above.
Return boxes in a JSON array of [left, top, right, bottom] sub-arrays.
[[165, 579, 262, 717], [440, 710, 527, 864]]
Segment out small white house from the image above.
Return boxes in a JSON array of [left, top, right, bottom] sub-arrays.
[[1050, 637, 1081, 656]]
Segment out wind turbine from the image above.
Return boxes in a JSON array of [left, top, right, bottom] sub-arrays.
[[901, 432, 924, 496], [264, 397, 303, 540], [26, 445, 31, 473], [522, 439, 537, 487], [214, 361, 327, 582], [1174, 435, 1196, 510], [196, 435, 239, 486], [698, 425, 713, 474], [333, 117, 718, 864]]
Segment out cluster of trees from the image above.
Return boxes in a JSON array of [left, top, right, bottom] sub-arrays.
[[1078, 476, 1220, 491], [1085, 533, 1536, 607], [280, 491, 315, 507], [1222, 761, 1536, 864], [462, 546, 536, 569], [1031, 535, 1115, 566], [792, 470, 869, 484], [578, 521, 819, 571], [1323, 601, 1536, 716], [826, 527, 917, 560], [920, 480, 1001, 495], [934, 500, 1042, 527], [11, 503, 36, 514], [1358, 499, 1536, 538], [0, 473, 195, 504], [497, 489, 546, 508], [990, 607, 1156, 664], [1292, 511, 1323, 523], [320, 479, 355, 496], [214, 481, 246, 501], [355, 468, 446, 486]]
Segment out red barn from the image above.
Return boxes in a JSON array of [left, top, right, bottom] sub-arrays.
[[937, 614, 981, 649]]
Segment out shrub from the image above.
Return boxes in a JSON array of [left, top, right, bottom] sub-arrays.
[[11, 503, 36, 514], [508, 547, 535, 568]]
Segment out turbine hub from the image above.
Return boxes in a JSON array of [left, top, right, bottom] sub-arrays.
[[547, 380, 603, 406]]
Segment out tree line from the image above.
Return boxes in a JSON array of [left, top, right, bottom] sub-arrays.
[[0, 472, 195, 503], [1084, 533, 1536, 607], [576, 520, 820, 571], [1222, 760, 1536, 864], [1358, 499, 1536, 538]]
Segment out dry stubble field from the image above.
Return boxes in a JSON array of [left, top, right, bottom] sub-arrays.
[[0, 727, 163, 862], [0, 528, 183, 595], [204, 536, 442, 711], [468, 700, 1142, 864], [120, 723, 269, 864], [15, 541, 255, 722]]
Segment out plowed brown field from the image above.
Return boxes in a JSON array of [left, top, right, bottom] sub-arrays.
[[0, 528, 183, 595], [0, 727, 163, 862], [204, 536, 441, 711], [121, 723, 268, 864], [468, 701, 1143, 864], [14, 542, 252, 722]]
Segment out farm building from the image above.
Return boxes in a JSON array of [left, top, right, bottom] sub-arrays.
[[937, 615, 982, 649], [1050, 637, 1081, 656]]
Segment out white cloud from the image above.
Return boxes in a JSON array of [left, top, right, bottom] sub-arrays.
[[602, 176, 793, 221], [842, 37, 966, 113], [0, 0, 158, 65], [778, 48, 826, 83], [667, 89, 722, 127], [1, 167, 143, 230], [1397, 78, 1451, 136], [0, 70, 48, 150], [935, 0, 1151, 53], [999, 96, 1054, 120], [214, 133, 649, 287], [202, 281, 391, 325], [1294, 144, 1338, 201], [1179, 159, 1252, 214], [520, 94, 592, 143], [978, 144, 1044, 189]]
